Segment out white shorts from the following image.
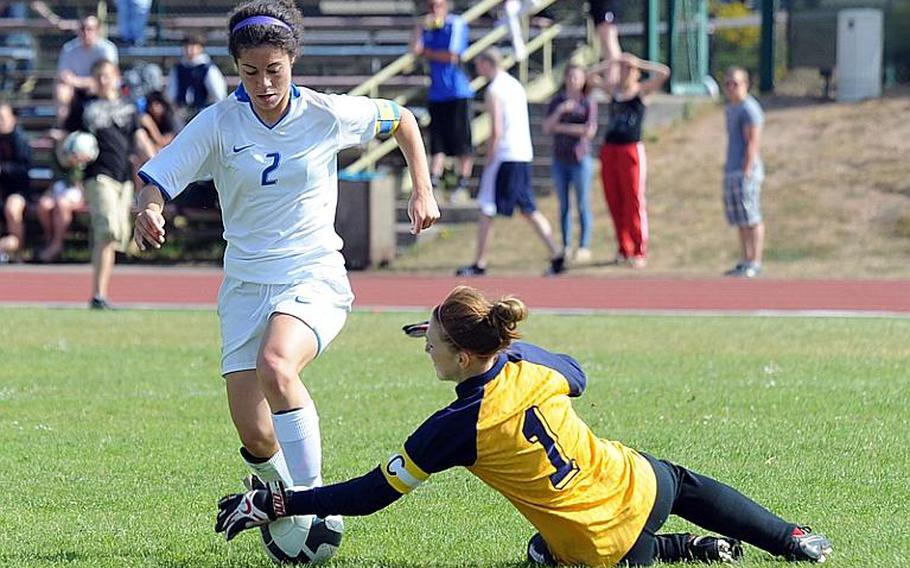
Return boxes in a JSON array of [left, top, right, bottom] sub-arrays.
[[218, 273, 353, 376], [477, 156, 502, 217], [50, 180, 84, 205]]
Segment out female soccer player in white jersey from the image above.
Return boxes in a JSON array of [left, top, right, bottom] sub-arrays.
[[132, 0, 440, 491]]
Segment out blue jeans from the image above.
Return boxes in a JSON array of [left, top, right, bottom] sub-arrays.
[[117, 0, 152, 45], [551, 156, 593, 250]]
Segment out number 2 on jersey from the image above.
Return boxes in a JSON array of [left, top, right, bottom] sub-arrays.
[[522, 406, 580, 489], [261, 152, 280, 186]]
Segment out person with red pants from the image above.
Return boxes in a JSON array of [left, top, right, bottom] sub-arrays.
[[589, 53, 668, 267]]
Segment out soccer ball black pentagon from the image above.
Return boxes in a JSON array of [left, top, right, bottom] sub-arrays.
[[260, 515, 344, 564]]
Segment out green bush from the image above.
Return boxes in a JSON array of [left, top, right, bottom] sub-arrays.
[[710, 2, 760, 81]]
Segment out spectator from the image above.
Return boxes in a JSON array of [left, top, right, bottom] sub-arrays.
[[542, 63, 597, 264], [589, 53, 669, 268], [0, 1, 35, 93], [166, 33, 227, 119], [34, 178, 84, 263], [122, 60, 164, 111], [64, 59, 141, 309], [456, 48, 564, 277], [135, 90, 179, 162], [54, 15, 119, 126], [410, 0, 474, 202], [0, 101, 32, 262], [589, 0, 623, 87], [116, 0, 151, 47], [722, 66, 765, 278]]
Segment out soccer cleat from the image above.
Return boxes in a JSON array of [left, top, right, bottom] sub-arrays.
[[687, 535, 744, 563], [783, 526, 832, 563], [526, 533, 557, 566], [455, 264, 486, 277]]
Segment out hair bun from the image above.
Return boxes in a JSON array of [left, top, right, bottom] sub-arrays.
[[488, 297, 528, 334]]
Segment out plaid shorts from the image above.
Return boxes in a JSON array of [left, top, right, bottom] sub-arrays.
[[723, 167, 764, 227]]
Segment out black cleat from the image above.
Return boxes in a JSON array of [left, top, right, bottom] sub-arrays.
[[526, 533, 557, 566], [545, 255, 566, 276], [455, 264, 486, 277], [89, 296, 113, 310], [688, 535, 744, 563], [784, 526, 832, 563]]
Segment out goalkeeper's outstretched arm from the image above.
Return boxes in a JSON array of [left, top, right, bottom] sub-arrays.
[[216, 469, 403, 540]]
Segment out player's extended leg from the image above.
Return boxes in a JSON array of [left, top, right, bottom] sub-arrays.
[[256, 313, 323, 489], [225, 369, 293, 485], [650, 456, 831, 562]]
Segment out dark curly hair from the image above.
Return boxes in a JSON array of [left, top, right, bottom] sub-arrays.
[[227, 0, 304, 60]]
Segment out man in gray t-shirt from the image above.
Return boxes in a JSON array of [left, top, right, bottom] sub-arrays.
[[722, 67, 765, 278], [54, 15, 119, 126]]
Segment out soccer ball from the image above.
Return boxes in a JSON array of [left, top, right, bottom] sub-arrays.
[[58, 131, 99, 167], [260, 515, 344, 564]]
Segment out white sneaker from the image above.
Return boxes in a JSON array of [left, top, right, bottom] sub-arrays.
[[574, 248, 592, 264], [449, 187, 470, 204]]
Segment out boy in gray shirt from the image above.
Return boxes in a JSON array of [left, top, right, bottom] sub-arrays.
[[722, 67, 764, 278]]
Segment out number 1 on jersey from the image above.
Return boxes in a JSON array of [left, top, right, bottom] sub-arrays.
[[261, 152, 280, 186], [522, 406, 580, 489]]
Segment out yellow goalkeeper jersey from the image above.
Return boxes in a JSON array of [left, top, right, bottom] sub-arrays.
[[380, 342, 657, 566]]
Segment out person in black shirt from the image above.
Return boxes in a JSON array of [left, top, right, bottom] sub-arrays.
[[64, 58, 141, 309], [588, 53, 668, 268], [0, 102, 33, 262]]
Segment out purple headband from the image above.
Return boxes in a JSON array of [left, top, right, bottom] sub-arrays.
[[231, 15, 291, 34]]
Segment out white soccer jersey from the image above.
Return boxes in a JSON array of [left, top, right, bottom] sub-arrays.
[[487, 71, 533, 162], [139, 84, 384, 284]]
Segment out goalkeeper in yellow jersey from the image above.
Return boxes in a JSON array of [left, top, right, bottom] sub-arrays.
[[217, 286, 832, 566]]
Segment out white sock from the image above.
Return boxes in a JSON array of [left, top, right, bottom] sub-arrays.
[[241, 447, 293, 486], [272, 404, 323, 489]]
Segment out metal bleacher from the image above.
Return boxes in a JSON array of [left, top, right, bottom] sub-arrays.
[[5, 0, 593, 261]]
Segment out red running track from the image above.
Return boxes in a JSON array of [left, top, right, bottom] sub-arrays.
[[0, 265, 908, 314]]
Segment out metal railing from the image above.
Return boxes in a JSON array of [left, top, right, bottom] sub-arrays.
[[343, 0, 565, 178], [348, 0, 507, 99]]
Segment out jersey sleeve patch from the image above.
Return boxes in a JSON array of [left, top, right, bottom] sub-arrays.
[[374, 99, 401, 138], [381, 447, 430, 495]]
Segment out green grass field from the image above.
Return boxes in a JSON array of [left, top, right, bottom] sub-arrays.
[[1, 309, 908, 567]]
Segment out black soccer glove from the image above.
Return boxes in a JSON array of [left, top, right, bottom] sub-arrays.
[[402, 320, 429, 338], [215, 480, 288, 541]]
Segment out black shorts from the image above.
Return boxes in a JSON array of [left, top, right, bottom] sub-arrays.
[[428, 98, 473, 157], [0, 174, 33, 203], [589, 0, 623, 25], [489, 161, 535, 217]]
